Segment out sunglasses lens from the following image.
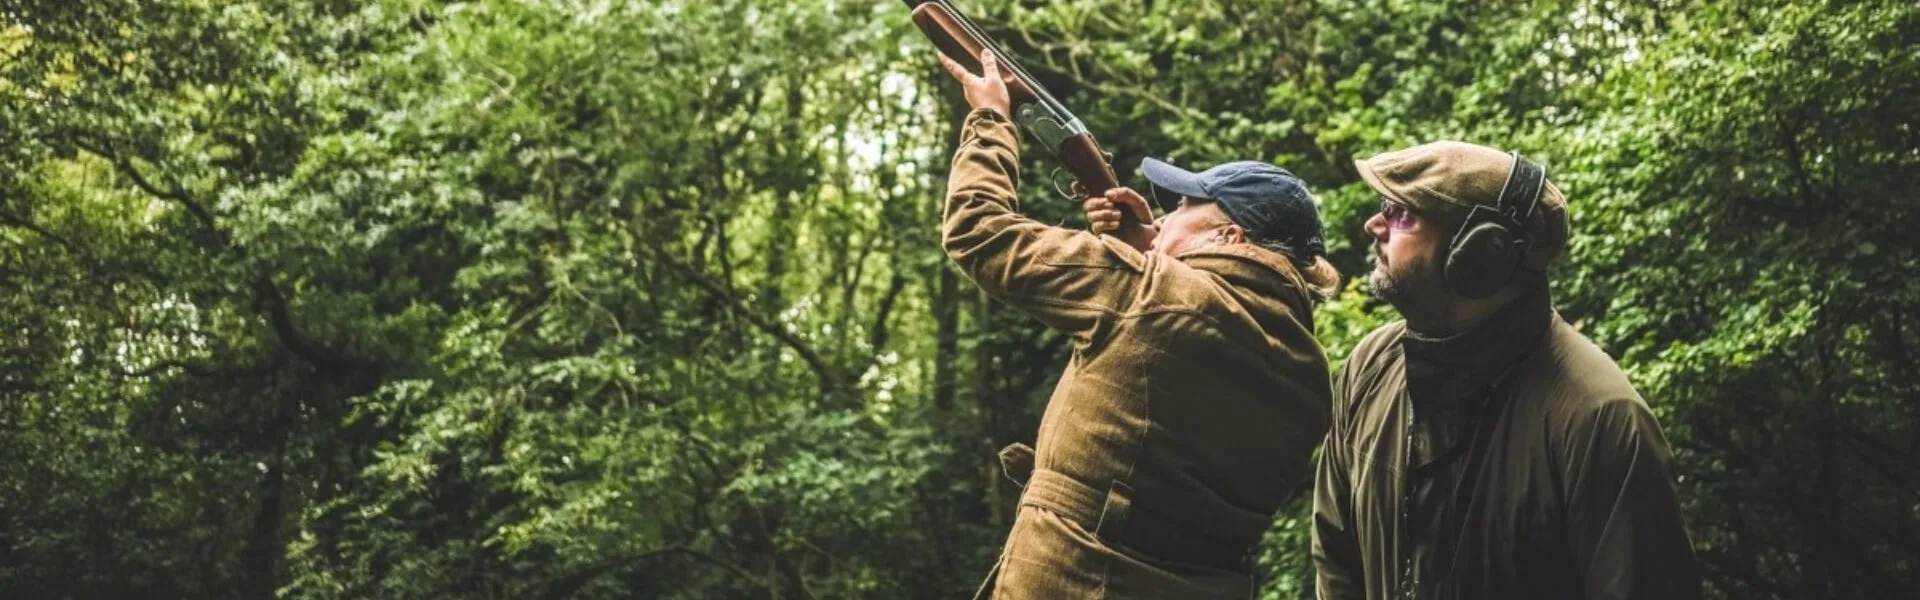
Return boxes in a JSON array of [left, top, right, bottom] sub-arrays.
[[1380, 200, 1415, 230]]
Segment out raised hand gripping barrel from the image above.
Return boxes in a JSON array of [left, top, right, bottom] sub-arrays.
[[906, 1, 1128, 227], [908, 3, 1038, 103]]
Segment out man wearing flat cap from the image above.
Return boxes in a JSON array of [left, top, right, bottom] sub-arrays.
[[1311, 141, 1701, 599], [936, 53, 1339, 598]]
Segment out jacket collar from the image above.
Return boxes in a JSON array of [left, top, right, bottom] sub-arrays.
[[1177, 244, 1311, 312], [1399, 286, 1554, 411]]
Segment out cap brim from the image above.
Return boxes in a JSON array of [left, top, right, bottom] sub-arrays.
[[1140, 157, 1210, 200], [1352, 157, 1409, 206], [1355, 156, 1458, 219]]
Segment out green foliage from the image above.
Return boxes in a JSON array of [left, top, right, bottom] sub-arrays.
[[1, 1, 1914, 598]]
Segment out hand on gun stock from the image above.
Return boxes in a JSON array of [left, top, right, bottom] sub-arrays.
[[1079, 185, 1158, 252]]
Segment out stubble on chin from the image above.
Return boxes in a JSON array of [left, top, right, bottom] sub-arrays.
[[1368, 267, 1408, 305], [1369, 247, 1449, 326], [1366, 246, 1405, 303]]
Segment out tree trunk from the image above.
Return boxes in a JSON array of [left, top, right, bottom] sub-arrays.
[[933, 267, 960, 411], [931, 77, 970, 413], [974, 289, 1003, 530], [242, 458, 286, 600]]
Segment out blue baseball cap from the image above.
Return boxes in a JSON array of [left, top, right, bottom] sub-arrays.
[[1141, 157, 1326, 259]]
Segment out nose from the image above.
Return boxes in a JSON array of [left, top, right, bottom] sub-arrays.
[[1365, 212, 1389, 242]]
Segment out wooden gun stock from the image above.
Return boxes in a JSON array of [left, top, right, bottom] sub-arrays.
[[1055, 131, 1121, 196]]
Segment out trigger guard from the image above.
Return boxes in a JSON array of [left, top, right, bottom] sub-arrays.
[[1048, 168, 1080, 199]]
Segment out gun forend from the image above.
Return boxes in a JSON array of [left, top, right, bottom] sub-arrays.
[[907, 3, 1038, 103], [904, 1, 1125, 202]]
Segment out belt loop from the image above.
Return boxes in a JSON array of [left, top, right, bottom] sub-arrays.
[[1094, 479, 1133, 539]]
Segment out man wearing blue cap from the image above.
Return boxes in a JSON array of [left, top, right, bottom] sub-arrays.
[[1082, 157, 1339, 282], [938, 53, 1340, 599]]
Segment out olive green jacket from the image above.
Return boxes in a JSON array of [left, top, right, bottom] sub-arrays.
[[1312, 288, 1700, 600], [946, 109, 1331, 599]]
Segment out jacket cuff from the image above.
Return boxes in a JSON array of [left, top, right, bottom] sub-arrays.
[[960, 107, 1019, 150]]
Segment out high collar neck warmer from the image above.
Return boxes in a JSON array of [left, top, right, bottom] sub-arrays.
[[1399, 286, 1554, 411]]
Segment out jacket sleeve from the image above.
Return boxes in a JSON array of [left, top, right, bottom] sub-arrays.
[[1563, 398, 1702, 600], [1311, 359, 1366, 600], [942, 108, 1149, 342]]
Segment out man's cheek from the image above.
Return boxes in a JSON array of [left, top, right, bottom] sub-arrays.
[[1411, 248, 1446, 285]]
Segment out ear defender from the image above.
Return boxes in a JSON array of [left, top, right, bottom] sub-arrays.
[[1442, 151, 1546, 299]]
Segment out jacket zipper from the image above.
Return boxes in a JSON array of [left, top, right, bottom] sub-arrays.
[[1400, 395, 1417, 600]]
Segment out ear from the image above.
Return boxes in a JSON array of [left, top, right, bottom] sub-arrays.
[[1218, 223, 1247, 244]]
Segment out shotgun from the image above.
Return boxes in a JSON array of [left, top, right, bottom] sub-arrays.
[[903, 0, 1130, 224]]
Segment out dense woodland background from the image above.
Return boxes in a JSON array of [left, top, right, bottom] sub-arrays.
[[1, 0, 1915, 598]]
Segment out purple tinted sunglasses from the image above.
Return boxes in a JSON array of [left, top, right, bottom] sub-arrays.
[[1380, 198, 1418, 230]]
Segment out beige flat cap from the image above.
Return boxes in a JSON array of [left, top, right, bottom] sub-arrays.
[[1355, 140, 1569, 262]]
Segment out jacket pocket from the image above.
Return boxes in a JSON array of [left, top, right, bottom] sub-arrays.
[[999, 443, 1036, 488]]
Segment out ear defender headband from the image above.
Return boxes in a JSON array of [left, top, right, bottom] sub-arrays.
[[1442, 151, 1546, 299]]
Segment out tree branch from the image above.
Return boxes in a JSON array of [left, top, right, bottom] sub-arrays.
[[71, 137, 221, 237], [642, 241, 844, 397], [1015, 47, 1207, 120], [867, 271, 908, 356], [0, 209, 75, 251], [985, 20, 1211, 121], [252, 273, 370, 376]]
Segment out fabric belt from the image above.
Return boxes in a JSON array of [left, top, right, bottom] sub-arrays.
[[1018, 466, 1254, 573]]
